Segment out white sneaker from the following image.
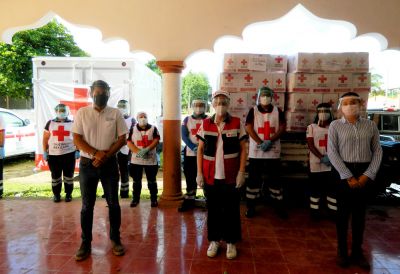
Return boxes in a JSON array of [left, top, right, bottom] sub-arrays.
[[207, 241, 220, 258], [226, 243, 237, 259]]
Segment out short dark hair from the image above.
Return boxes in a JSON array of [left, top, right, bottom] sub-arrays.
[[340, 92, 360, 99], [90, 80, 110, 93], [118, 99, 128, 104]]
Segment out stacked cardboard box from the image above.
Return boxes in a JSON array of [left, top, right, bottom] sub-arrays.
[[285, 52, 370, 132], [220, 53, 288, 123]]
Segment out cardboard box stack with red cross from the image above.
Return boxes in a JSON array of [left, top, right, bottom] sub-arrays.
[[286, 52, 370, 132], [219, 53, 288, 123]]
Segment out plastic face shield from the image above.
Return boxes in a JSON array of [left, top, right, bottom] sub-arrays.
[[212, 96, 229, 107]]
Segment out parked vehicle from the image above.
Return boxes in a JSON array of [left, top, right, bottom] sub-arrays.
[[0, 108, 35, 158]]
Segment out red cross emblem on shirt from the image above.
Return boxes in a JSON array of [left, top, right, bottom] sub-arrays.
[[312, 99, 319, 106], [225, 73, 234, 82], [298, 73, 307, 82], [137, 135, 150, 148], [244, 74, 253, 82], [276, 78, 282, 85], [318, 75, 327, 83], [60, 87, 90, 115], [190, 123, 201, 137], [358, 74, 367, 82], [262, 78, 269, 86], [345, 58, 352, 65], [257, 121, 275, 140], [319, 134, 328, 149], [275, 56, 283, 63], [227, 58, 234, 65], [52, 125, 70, 141], [241, 59, 248, 66], [338, 75, 348, 83]]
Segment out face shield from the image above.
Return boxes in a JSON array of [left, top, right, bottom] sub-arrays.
[[117, 100, 130, 117], [55, 104, 70, 120], [257, 87, 273, 106], [191, 99, 206, 116]]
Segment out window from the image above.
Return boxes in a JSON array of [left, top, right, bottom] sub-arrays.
[[381, 115, 399, 132], [0, 112, 24, 127]]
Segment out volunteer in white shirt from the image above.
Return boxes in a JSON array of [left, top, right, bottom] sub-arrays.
[[43, 104, 78, 202]]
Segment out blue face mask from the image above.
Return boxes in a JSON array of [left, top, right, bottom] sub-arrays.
[[57, 112, 68, 120]]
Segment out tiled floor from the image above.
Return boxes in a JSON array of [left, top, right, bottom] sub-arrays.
[[0, 198, 399, 274]]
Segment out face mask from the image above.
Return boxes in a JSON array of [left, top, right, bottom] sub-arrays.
[[138, 117, 148, 127], [318, 113, 330, 121], [118, 107, 129, 117], [259, 96, 272, 106], [215, 105, 228, 116], [93, 93, 109, 108], [341, 105, 360, 117], [57, 112, 68, 120], [193, 107, 205, 116]]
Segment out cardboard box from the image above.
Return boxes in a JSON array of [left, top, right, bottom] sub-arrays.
[[223, 53, 236, 72], [268, 55, 288, 73], [332, 73, 353, 93], [239, 72, 258, 92], [322, 93, 339, 109], [312, 73, 332, 93], [254, 72, 273, 89], [287, 73, 312, 92], [287, 93, 309, 112], [247, 92, 258, 106], [223, 53, 268, 72], [340, 52, 355, 72], [219, 72, 240, 92], [308, 93, 323, 112], [286, 111, 309, 132], [229, 92, 248, 110], [272, 92, 285, 109], [354, 52, 369, 72], [288, 52, 313, 73], [271, 73, 286, 92], [352, 73, 371, 93]]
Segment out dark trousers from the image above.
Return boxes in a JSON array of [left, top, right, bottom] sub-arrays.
[[48, 152, 75, 196], [335, 162, 370, 257], [129, 164, 158, 202], [204, 180, 241, 243], [117, 152, 130, 196], [246, 158, 283, 206], [79, 156, 121, 245], [183, 155, 197, 199], [0, 158, 3, 197], [308, 171, 337, 211]]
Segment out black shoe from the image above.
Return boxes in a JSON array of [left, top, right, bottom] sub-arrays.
[[130, 200, 139, 207], [310, 210, 321, 221], [111, 240, 125, 256], [101, 194, 106, 198], [65, 194, 72, 202], [151, 200, 158, 207], [53, 195, 61, 203], [245, 207, 256, 218], [336, 255, 350, 268], [178, 199, 194, 212], [75, 243, 91, 261], [275, 207, 288, 219], [351, 253, 371, 270]]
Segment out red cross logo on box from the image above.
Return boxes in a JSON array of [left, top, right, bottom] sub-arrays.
[[318, 75, 327, 83], [137, 135, 150, 148], [237, 97, 244, 105], [298, 73, 307, 83], [338, 75, 348, 83], [358, 74, 367, 82], [241, 59, 248, 66], [60, 87, 91, 116], [273, 93, 280, 101], [296, 115, 305, 121], [312, 99, 319, 106], [328, 99, 335, 106], [319, 134, 328, 149], [297, 98, 304, 105], [345, 58, 352, 65], [262, 79, 269, 86], [360, 58, 366, 65], [52, 125, 70, 141], [227, 58, 234, 65], [257, 121, 275, 140], [244, 74, 253, 82], [301, 59, 308, 65], [275, 56, 283, 64], [190, 123, 201, 137], [225, 74, 234, 82], [316, 59, 322, 66], [276, 78, 282, 85]]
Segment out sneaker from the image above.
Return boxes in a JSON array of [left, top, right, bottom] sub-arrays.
[[130, 200, 139, 207], [111, 240, 125, 256], [207, 241, 220, 258], [351, 252, 370, 270], [53, 195, 61, 203], [65, 194, 72, 202], [151, 200, 158, 207], [245, 207, 256, 218], [226, 243, 237, 259], [75, 243, 91, 261]]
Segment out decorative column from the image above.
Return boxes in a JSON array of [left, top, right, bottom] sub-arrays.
[[156, 61, 185, 202]]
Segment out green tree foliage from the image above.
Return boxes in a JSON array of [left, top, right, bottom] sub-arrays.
[[146, 59, 162, 76], [0, 20, 88, 98], [182, 72, 210, 111], [371, 73, 385, 97]]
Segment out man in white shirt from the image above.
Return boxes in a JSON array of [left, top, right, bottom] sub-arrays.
[[72, 80, 128, 261]]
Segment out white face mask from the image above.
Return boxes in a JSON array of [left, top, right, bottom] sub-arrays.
[[259, 96, 272, 106], [193, 107, 205, 116], [318, 113, 330, 121], [215, 105, 228, 116], [341, 105, 360, 117], [138, 117, 148, 127]]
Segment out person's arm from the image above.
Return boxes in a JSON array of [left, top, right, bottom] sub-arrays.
[[127, 140, 140, 153], [361, 122, 383, 182], [181, 123, 196, 150], [73, 133, 98, 157], [239, 139, 247, 172], [42, 131, 50, 153], [197, 139, 204, 175], [0, 129, 4, 147], [327, 123, 353, 180], [245, 108, 263, 145], [307, 137, 323, 159]]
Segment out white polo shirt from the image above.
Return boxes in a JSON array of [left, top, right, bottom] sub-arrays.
[[72, 105, 128, 159]]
